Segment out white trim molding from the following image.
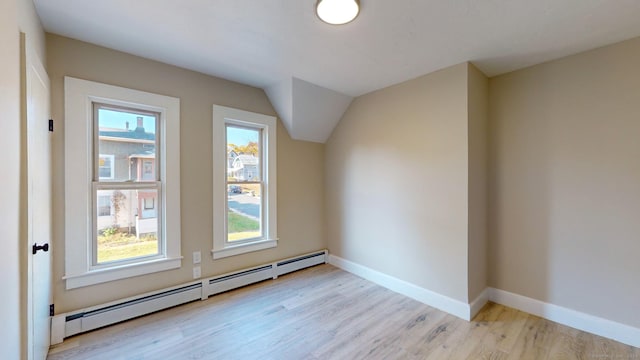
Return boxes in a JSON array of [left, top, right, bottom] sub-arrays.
[[327, 255, 640, 347], [469, 287, 490, 320], [211, 239, 277, 260], [328, 255, 474, 320], [63, 257, 182, 289], [212, 105, 277, 259], [488, 288, 640, 348], [64, 77, 181, 289]]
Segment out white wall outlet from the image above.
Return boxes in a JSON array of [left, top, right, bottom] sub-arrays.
[[193, 266, 201, 279], [193, 251, 201, 264]]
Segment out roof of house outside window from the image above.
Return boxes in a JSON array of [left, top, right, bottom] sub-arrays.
[[233, 154, 258, 167], [99, 128, 155, 141]]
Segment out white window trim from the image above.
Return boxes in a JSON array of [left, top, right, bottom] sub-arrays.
[[64, 77, 181, 289], [212, 105, 277, 259], [98, 154, 114, 180]]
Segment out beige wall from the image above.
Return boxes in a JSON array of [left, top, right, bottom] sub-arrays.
[[489, 37, 640, 328], [467, 63, 489, 301], [47, 34, 325, 312], [18, 0, 46, 62], [1, 0, 47, 358], [1, 1, 22, 358], [326, 63, 471, 302]]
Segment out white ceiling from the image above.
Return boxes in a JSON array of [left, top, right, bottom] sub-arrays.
[[34, 0, 640, 142]]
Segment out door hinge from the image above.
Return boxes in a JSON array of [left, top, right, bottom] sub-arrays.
[[49, 304, 54, 317], [48, 119, 54, 132]]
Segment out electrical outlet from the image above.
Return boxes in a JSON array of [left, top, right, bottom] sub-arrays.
[[193, 266, 201, 279], [193, 251, 201, 264]]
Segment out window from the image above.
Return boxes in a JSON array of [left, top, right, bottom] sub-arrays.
[[144, 197, 155, 210], [97, 195, 111, 216], [98, 154, 114, 179], [93, 104, 161, 265], [142, 160, 154, 180], [213, 105, 277, 259], [64, 77, 181, 289]]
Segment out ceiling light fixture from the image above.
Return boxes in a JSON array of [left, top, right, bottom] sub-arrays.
[[316, 0, 360, 25]]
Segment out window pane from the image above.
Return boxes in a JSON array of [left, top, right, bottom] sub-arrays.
[[98, 155, 114, 179], [227, 184, 261, 242], [141, 159, 155, 181], [96, 188, 159, 264], [226, 126, 260, 181], [97, 106, 158, 182], [97, 195, 111, 216]]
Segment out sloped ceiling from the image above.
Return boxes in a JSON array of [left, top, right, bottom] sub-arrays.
[[267, 78, 353, 142], [34, 0, 640, 142]]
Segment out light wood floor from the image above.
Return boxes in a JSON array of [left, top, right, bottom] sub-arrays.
[[48, 264, 639, 359]]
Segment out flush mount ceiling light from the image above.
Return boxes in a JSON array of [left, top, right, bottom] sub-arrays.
[[316, 0, 360, 25]]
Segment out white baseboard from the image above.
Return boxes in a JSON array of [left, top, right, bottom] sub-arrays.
[[328, 255, 472, 320], [469, 287, 489, 320], [488, 288, 640, 348], [326, 255, 640, 348]]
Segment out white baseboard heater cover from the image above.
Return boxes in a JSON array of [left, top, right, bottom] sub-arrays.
[[52, 250, 327, 344], [62, 283, 202, 339], [203, 250, 329, 298]]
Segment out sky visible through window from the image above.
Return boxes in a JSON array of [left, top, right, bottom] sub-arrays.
[[99, 108, 156, 133], [227, 126, 258, 146]]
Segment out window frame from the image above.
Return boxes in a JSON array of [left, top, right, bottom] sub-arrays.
[[92, 104, 163, 267], [64, 76, 181, 289], [226, 124, 263, 243], [212, 105, 277, 259]]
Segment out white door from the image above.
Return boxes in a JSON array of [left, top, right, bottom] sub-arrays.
[[23, 35, 53, 360]]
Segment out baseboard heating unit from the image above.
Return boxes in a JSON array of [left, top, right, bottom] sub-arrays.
[[51, 250, 328, 344]]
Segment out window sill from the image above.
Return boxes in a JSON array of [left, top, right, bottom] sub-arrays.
[[212, 239, 278, 259], [63, 257, 182, 289]]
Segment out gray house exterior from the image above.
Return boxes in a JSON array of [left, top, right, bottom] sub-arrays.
[[229, 154, 259, 181], [97, 118, 157, 237]]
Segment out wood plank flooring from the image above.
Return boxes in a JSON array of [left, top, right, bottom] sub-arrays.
[[48, 264, 640, 359]]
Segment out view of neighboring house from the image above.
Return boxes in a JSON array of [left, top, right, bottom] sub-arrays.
[[97, 117, 158, 238], [227, 147, 238, 168], [228, 153, 259, 181]]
